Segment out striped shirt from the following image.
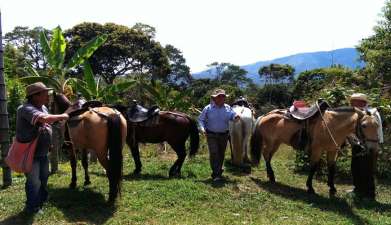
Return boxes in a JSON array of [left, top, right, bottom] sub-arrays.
[[16, 103, 52, 157]]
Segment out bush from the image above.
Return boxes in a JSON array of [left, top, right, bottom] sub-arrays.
[[6, 78, 25, 141]]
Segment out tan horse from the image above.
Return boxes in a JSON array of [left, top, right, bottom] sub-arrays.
[[250, 107, 379, 195], [54, 94, 127, 203]]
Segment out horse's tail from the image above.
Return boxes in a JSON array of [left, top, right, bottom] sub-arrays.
[[107, 113, 123, 203], [188, 117, 200, 157], [250, 116, 263, 166]]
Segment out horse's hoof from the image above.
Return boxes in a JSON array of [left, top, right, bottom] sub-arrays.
[[107, 198, 116, 205], [169, 174, 179, 178], [169, 172, 181, 178], [133, 169, 141, 175], [69, 183, 76, 189], [329, 188, 337, 196], [307, 188, 316, 195], [84, 180, 91, 186]]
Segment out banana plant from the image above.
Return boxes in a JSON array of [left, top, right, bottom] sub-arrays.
[[71, 61, 136, 103], [141, 80, 193, 112], [20, 26, 107, 96]]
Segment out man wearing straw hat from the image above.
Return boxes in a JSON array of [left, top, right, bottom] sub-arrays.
[[16, 82, 69, 214], [198, 88, 240, 182], [349, 93, 383, 199]]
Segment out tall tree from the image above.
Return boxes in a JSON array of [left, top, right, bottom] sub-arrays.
[[357, 0, 391, 94], [164, 44, 192, 89], [3, 44, 28, 78], [65, 22, 170, 84], [207, 62, 252, 87], [0, 12, 12, 187], [4, 26, 50, 70], [258, 63, 295, 85], [132, 22, 156, 39]]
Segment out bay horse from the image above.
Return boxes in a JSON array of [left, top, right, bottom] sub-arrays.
[[53, 93, 127, 203], [250, 106, 379, 195], [229, 105, 254, 166], [114, 105, 200, 177]]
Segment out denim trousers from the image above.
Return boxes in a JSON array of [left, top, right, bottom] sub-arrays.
[[25, 155, 49, 211], [206, 133, 229, 178]]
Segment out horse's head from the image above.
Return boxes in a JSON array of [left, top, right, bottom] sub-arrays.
[[356, 109, 380, 152], [52, 93, 72, 114]]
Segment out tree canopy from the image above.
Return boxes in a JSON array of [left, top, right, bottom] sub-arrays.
[[357, 0, 391, 95], [258, 63, 295, 85], [64, 22, 170, 84]]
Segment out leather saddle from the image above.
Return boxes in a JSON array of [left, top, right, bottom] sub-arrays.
[[127, 101, 160, 123], [286, 99, 330, 120], [67, 99, 103, 118]]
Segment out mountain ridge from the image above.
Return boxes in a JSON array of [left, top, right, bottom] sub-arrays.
[[193, 48, 365, 84]]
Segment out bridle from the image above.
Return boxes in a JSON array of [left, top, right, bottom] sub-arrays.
[[355, 112, 379, 146]]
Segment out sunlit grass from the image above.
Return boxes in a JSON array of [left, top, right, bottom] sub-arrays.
[[1, 143, 391, 225]]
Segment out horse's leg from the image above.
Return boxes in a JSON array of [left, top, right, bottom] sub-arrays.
[[327, 151, 338, 196], [130, 142, 142, 175], [81, 149, 91, 186], [306, 147, 322, 194], [169, 143, 186, 178], [243, 133, 251, 164], [242, 119, 252, 164], [69, 145, 77, 189], [263, 142, 279, 183]]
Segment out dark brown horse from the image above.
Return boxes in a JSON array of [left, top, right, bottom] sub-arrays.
[[115, 105, 200, 177], [53, 93, 127, 203], [251, 107, 379, 195]]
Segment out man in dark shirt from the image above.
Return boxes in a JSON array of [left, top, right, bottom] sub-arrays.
[[16, 82, 68, 214]]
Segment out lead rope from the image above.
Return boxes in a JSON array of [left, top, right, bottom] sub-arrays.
[[316, 102, 340, 150]]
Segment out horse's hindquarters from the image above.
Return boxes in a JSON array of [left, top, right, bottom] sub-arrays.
[[230, 107, 253, 166]]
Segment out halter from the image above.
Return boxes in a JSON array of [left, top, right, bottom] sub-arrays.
[[355, 112, 379, 145]]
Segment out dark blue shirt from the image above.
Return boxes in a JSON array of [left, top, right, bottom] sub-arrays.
[[16, 103, 52, 157]]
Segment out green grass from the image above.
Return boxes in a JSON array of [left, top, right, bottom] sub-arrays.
[[1, 143, 391, 225]]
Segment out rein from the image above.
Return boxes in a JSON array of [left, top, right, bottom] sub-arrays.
[[316, 102, 340, 150]]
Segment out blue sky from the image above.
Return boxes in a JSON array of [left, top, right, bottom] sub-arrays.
[[0, 0, 386, 72]]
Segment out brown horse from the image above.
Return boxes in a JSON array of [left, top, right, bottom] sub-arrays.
[[250, 107, 379, 195], [114, 105, 200, 177], [53, 94, 127, 203]]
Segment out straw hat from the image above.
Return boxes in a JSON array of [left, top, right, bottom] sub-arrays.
[[350, 93, 369, 103], [26, 82, 53, 96], [211, 89, 228, 97]]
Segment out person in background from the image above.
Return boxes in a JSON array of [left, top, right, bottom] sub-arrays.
[[16, 82, 69, 214], [198, 89, 240, 182], [349, 93, 383, 199]]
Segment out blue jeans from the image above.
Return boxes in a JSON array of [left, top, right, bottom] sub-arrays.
[[25, 156, 49, 211]]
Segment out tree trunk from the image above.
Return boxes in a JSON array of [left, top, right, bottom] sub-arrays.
[[0, 12, 12, 187]]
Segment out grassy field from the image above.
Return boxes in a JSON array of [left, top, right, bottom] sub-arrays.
[[1, 143, 391, 225]]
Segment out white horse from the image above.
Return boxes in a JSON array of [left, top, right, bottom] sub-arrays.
[[229, 105, 254, 166]]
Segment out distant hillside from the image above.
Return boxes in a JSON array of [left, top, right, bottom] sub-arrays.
[[193, 48, 365, 84]]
